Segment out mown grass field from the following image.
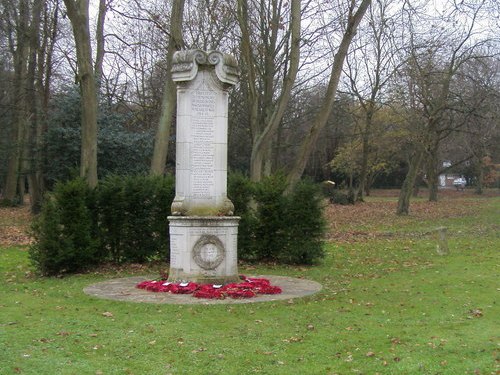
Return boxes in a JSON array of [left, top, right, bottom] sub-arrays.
[[1, 190, 498, 374]]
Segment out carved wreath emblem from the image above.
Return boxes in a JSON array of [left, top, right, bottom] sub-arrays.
[[192, 235, 225, 270]]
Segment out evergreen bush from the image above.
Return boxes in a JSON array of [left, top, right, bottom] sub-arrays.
[[252, 174, 289, 261], [280, 179, 326, 264], [328, 190, 355, 205], [228, 172, 257, 260], [30, 175, 175, 275], [95, 175, 127, 261], [229, 173, 326, 265], [30, 172, 323, 275], [96, 174, 174, 263], [29, 179, 100, 275]]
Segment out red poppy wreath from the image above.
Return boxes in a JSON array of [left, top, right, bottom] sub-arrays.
[[136, 275, 282, 299]]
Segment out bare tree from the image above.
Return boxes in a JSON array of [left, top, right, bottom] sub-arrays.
[[285, 0, 371, 192], [63, 0, 108, 187], [237, 0, 302, 182], [1, 0, 32, 204], [150, 0, 185, 175], [341, 0, 400, 201], [395, 0, 495, 214], [0, 0, 56, 210]]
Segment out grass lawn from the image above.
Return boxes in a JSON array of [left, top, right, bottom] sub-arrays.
[[0, 191, 499, 374]]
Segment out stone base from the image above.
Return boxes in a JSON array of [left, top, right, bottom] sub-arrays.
[[167, 216, 239, 284]]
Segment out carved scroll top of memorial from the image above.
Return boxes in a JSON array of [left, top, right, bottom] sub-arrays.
[[171, 50, 239, 85]]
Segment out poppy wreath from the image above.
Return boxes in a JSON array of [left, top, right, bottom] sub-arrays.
[[136, 275, 282, 299]]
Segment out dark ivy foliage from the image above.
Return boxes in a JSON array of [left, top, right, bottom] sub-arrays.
[[44, 87, 153, 188]]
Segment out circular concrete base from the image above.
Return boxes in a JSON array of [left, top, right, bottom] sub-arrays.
[[83, 275, 322, 305]]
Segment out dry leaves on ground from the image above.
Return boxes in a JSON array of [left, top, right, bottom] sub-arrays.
[[0, 189, 496, 246], [324, 189, 489, 242], [0, 204, 34, 246]]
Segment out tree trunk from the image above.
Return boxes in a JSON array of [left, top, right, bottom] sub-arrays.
[[2, 0, 31, 205], [238, 0, 301, 182], [150, 0, 185, 175], [357, 109, 373, 202], [285, 0, 371, 193], [426, 136, 440, 202], [427, 160, 439, 201], [25, 0, 44, 213], [397, 149, 424, 215], [94, 0, 107, 88], [475, 157, 484, 194], [412, 174, 422, 197], [63, 0, 98, 188]]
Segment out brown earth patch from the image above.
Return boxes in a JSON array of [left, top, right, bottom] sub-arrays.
[[324, 189, 497, 242], [0, 189, 497, 246], [0, 204, 33, 246]]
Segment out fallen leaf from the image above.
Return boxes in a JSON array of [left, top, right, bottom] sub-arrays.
[[282, 336, 302, 343], [102, 312, 113, 318], [366, 351, 375, 357], [191, 348, 206, 353], [468, 309, 483, 318]]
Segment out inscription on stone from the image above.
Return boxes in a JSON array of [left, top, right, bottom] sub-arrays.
[[169, 233, 183, 268], [192, 90, 216, 116], [189, 227, 228, 235], [191, 90, 216, 198]]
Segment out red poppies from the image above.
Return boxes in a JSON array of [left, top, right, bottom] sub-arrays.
[[136, 276, 282, 299]]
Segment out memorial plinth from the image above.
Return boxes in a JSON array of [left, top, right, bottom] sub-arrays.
[[168, 50, 240, 284]]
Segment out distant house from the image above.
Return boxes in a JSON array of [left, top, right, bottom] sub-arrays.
[[439, 174, 463, 188], [438, 160, 464, 188]]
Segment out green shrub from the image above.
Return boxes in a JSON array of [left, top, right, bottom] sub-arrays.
[[29, 179, 100, 275], [30, 175, 175, 275], [229, 173, 326, 265], [95, 175, 127, 261], [252, 174, 289, 261], [30, 173, 322, 274], [228, 172, 257, 260], [328, 189, 355, 205], [96, 174, 175, 263], [280, 179, 326, 264]]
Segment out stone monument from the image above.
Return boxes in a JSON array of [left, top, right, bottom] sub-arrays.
[[167, 50, 240, 285]]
